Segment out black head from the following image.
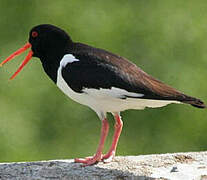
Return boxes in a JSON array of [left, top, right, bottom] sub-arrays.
[[29, 24, 73, 59], [0, 24, 73, 80]]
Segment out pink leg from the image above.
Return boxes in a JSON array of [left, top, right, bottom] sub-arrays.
[[102, 113, 123, 161], [74, 118, 109, 166]]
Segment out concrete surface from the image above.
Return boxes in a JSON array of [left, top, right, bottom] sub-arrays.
[[0, 151, 206, 180]]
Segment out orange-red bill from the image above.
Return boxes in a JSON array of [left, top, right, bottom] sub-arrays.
[[9, 50, 33, 80], [0, 42, 33, 80]]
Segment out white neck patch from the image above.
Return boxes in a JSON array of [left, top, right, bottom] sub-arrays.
[[60, 54, 79, 67]]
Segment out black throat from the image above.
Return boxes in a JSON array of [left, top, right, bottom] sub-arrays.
[[40, 53, 64, 83], [29, 24, 74, 83]]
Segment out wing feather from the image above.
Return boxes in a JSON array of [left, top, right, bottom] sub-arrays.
[[61, 43, 205, 108]]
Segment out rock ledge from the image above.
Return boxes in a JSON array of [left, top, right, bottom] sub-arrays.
[[0, 151, 207, 180]]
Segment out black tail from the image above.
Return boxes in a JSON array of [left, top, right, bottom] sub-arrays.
[[182, 96, 206, 109]]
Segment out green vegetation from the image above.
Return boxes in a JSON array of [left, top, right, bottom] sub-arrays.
[[0, 0, 206, 162]]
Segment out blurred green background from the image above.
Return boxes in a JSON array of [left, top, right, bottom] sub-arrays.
[[0, 0, 206, 162]]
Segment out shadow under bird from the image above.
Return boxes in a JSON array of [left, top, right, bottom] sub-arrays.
[[0, 24, 206, 166]]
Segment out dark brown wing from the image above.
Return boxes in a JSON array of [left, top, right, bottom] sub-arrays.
[[69, 43, 206, 108]]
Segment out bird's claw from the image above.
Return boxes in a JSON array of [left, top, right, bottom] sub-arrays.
[[75, 151, 115, 166], [74, 154, 103, 166], [101, 151, 115, 163]]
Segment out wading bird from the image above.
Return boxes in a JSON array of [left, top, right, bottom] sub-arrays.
[[1, 24, 205, 165]]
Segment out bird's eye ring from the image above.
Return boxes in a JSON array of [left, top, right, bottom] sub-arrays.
[[32, 31, 38, 38]]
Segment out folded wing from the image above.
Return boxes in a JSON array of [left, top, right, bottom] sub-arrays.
[[62, 43, 205, 108]]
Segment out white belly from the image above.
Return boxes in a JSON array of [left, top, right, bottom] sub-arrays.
[[57, 67, 179, 116]]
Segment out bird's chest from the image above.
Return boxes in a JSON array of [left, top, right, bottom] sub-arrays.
[[56, 66, 94, 107]]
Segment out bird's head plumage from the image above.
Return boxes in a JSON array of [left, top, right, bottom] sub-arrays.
[[0, 24, 72, 79]]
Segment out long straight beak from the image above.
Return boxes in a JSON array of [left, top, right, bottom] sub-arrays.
[[0, 42, 33, 80]]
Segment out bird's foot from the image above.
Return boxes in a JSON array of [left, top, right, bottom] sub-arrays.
[[101, 150, 115, 163], [74, 153, 103, 166]]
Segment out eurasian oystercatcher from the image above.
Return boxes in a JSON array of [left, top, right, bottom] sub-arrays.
[[1, 24, 206, 166]]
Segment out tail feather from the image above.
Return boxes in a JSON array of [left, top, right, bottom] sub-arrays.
[[134, 71, 206, 109], [181, 96, 206, 109]]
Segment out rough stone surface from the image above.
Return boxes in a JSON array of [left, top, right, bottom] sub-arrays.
[[0, 151, 206, 180]]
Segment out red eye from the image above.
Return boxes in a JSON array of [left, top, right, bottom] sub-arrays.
[[32, 31, 38, 38]]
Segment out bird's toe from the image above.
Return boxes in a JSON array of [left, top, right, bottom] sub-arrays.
[[101, 150, 115, 163], [74, 154, 103, 166]]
